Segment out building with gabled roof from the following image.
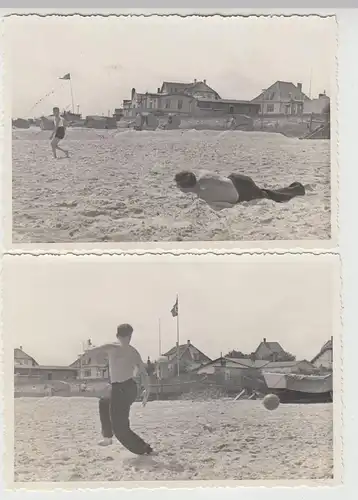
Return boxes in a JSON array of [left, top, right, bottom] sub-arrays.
[[311, 337, 333, 371], [14, 347, 39, 367], [157, 339, 212, 379], [254, 338, 289, 361], [251, 80, 311, 116]]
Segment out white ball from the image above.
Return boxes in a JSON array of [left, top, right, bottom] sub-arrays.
[[263, 393, 280, 411]]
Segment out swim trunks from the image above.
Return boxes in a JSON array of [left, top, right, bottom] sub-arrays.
[[55, 126, 65, 140]]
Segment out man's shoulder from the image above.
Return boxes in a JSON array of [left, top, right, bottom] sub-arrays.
[[129, 345, 142, 360]]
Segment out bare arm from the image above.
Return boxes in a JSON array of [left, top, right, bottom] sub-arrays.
[[136, 357, 150, 406]]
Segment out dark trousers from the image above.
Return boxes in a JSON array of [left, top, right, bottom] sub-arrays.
[[228, 173, 305, 203], [99, 378, 151, 455]]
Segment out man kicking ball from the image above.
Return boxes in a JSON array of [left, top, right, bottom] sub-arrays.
[[50, 107, 69, 159], [174, 170, 305, 211], [96, 323, 154, 455]]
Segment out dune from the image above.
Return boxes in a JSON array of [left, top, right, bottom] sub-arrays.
[[14, 397, 333, 482], [12, 128, 331, 243]]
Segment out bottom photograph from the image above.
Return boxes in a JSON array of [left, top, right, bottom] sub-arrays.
[[3, 254, 340, 486]]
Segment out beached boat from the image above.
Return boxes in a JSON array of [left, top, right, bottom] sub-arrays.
[[263, 372, 332, 404]]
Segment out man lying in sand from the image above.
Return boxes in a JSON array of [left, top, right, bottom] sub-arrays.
[[50, 107, 69, 159], [95, 323, 155, 455], [174, 170, 305, 211]]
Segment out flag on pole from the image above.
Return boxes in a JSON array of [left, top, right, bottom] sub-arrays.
[[59, 73, 71, 80], [171, 297, 178, 317]]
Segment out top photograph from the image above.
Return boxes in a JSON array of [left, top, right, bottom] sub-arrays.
[[4, 14, 336, 249]]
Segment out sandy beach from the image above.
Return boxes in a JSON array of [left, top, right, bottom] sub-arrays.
[[12, 128, 331, 243], [14, 397, 333, 482]]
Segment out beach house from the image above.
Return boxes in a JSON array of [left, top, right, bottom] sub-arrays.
[[70, 345, 109, 380], [251, 80, 311, 116], [195, 356, 315, 384], [253, 338, 294, 361], [156, 340, 212, 379], [14, 346, 39, 367], [123, 79, 260, 118], [303, 91, 330, 115], [311, 338, 333, 371]]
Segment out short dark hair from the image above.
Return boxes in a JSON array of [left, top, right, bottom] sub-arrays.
[[175, 171, 197, 188], [116, 323, 133, 338], [53, 107, 60, 112]]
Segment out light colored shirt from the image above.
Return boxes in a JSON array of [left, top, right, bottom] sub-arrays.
[[196, 171, 239, 209], [104, 343, 146, 383]]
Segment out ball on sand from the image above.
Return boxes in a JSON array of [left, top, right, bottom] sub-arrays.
[[263, 393, 280, 411]]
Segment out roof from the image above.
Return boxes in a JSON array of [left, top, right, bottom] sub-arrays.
[[197, 99, 259, 105], [15, 365, 77, 371], [163, 342, 211, 362], [161, 81, 193, 91], [193, 357, 311, 373], [161, 80, 220, 98], [311, 339, 333, 363], [14, 348, 38, 363], [252, 81, 310, 102], [255, 341, 285, 355]]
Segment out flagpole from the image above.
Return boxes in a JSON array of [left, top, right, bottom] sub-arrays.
[[158, 318, 162, 357], [69, 78, 75, 114], [176, 295, 180, 377]]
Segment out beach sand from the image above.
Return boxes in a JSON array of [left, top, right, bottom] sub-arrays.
[[12, 128, 331, 243], [14, 397, 333, 482]]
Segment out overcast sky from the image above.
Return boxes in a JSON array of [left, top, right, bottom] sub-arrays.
[[6, 15, 335, 118], [3, 255, 338, 366]]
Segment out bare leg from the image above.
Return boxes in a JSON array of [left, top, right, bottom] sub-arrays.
[[57, 145, 69, 157], [51, 137, 58, 158], [51, 137, 69, 158]]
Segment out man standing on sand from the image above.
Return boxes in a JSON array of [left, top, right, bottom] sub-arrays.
[[174, 170, 305, 211], [50, 107, 69, 159], [95, 323, 154, 455]]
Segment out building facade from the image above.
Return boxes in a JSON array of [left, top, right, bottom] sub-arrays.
[[157, 340, 212, 379], [251, 80, 311, 116], [311, 338, 333, 371], [121, 79, 258, 118]]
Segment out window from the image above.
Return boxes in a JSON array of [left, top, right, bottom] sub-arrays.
[[84, 370, 91, 378], [266, 104, 274, 113], [229, 106, 234, 114], [165, 100, 171, 109], [178, 100, 183, 110]]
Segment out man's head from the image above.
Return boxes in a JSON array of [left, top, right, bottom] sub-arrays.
[[175, 171, 197, 192], [116, 323, 133, 344], [53, 107, 60, 116]]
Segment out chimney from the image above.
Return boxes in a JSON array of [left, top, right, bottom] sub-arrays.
[[20, 345, 23, 351], [297, 82, 302, 93], [203, 79, 206, 84], [187, 339, 190, 345], [194, 78, 197, 84], [263, 338, 266, 343], [131, 87, 136, 100], [157, 87, 160, 93]]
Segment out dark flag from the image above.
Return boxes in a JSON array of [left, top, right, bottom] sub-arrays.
[[59, 73, 71, 80], [171, 297, 178, 317]]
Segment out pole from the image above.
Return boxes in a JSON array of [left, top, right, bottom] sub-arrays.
[[158, 318, 162, 357], [69, 78, 75, 114], [309, 68, 312, 100], [176, 295, 180, 377]]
